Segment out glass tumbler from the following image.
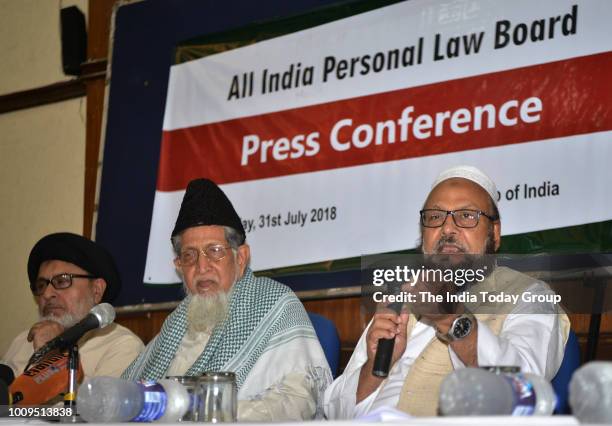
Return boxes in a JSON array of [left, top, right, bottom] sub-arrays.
[[197, 372, 237, 423]]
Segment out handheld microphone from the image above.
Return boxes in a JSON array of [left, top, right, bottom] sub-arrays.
[[372, 299, 404, 378], [27, 303, 115, 367], [10, 350, 84, 406], [0, 364, 15, 386]]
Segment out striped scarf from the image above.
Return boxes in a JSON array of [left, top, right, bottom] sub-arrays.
[[122, 268, 316, 387]]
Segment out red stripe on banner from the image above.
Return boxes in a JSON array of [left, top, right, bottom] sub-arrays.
[[157, 51, 612, 191]]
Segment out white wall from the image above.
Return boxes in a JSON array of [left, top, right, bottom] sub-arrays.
[[0, 0, 89, 355]]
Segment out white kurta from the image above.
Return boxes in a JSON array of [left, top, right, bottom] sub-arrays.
[[163, 327, 328, 421], [324, 281, 567, 419], [1, 323, 144, 379]]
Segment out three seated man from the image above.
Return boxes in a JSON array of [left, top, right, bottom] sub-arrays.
[[2, 166, 569, 419]]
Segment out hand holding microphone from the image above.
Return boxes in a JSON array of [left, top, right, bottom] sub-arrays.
[[357, 308, 409, 403], [369, 305, 409, 377], [367, 260, 429, 378]]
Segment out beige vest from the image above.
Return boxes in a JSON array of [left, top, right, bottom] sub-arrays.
[[396, 266, 570, 416]]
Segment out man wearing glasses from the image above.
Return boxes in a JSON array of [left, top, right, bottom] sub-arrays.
[[122, 178, 331, 421], [1, 233, 143, 378], [325, 165, 570, 418]]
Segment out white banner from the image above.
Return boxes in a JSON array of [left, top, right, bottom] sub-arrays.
[[145, 0, 612, 283]]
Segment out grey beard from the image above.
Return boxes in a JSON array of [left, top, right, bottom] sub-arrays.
[[39, 313, 78, 329], [38, 289, 96, 329], [186, 291, 229, 336]]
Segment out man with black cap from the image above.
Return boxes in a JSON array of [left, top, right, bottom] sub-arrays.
[[1, 233, 143, 379], [122, 178, 331, 421], [325, 166, 570, 418]]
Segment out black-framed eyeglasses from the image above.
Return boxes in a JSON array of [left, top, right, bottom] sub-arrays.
[[32, 273, 96, 296], [177, 245, 232, 266], [420, 209, 498, 228]]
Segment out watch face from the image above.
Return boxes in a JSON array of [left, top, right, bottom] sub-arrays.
[[452, 316, 472, 339]]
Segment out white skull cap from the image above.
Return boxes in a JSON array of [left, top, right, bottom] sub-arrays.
[[431, 165, 499, 207]]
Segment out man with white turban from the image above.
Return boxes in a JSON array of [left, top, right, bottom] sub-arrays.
[[325, 165, 570, 418]]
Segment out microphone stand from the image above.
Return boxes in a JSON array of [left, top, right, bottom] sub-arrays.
[[62, 345, 80, 423]]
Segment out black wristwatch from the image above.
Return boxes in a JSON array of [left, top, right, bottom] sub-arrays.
[[436, 312, 476, 344]]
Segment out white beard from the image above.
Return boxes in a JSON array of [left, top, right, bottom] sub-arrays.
[[186, 291, 229, 336], [39, 313, 79, 329], [39, 291, 95, 329]]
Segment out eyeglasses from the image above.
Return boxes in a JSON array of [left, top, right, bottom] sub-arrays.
[[32, 273, 96, 296], [420, 209, 498, 228], [177, 245, 232, 266]]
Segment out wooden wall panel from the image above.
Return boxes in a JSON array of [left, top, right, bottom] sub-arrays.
[[117, 310, 170, 345], [84, 0, 118, 237], [115, 297, 612, 373]]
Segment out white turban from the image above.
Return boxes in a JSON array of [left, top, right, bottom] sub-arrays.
[[431, 165, 499, 206]]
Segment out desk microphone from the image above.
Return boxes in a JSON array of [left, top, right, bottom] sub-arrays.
[[0, 379, 10, 417], [0, 379, 9, 406], [0, 364, 15, 386]]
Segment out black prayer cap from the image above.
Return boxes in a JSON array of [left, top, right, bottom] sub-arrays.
[[171, 178, 246, 241], [27, 232, 122, 303]]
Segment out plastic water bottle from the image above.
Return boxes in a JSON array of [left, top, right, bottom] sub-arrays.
[[439, 368, 556, 416], [77, 376, 190, 422], [569, 361, 612, 423]]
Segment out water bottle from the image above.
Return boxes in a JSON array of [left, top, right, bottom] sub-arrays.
[[569, 361, 612, 423], [77, 376, 190, 422], [439, 368, 556, 416]]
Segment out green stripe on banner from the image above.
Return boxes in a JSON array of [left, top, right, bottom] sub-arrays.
[[500, 220, 612, 254], [174, 0, 403, 64], [143, 220, 612, 287], [255, 220, 612, 281]]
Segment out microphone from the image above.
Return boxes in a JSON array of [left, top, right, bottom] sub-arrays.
[[372, 299, 404, 378], [0, 379, 10, 417], [27, 303, 115, 367], [0, 364, 15, 386], [570, 361, 612, 423], [0, 379, 9, 406], [10, 350, 84, 406]]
